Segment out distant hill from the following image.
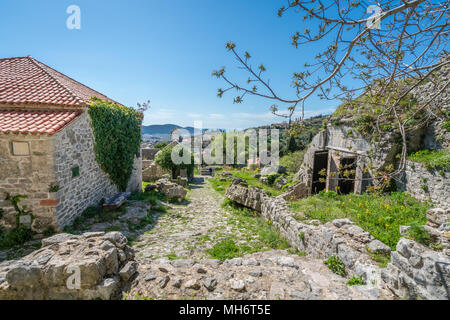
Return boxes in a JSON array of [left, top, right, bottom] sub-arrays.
[[141, 124, 195, 136]]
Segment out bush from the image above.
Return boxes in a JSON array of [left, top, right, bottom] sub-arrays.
[[154, 144, 194, 178], [88, 98, 142, 191], [324, 255, 346, 277], [0, 226, 34, 249]]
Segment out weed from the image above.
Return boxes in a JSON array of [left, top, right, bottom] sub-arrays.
[[347, 275, 366, 286], [324, 255, 346, 277]]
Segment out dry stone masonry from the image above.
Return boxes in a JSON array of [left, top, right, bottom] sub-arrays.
[[0, 231, 136, 300], [225, 182, 450, 300]]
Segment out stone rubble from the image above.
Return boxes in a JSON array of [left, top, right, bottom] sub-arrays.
[[0, 231, 136, 300], [225, 182, 450, 300], [126, 250, 392, 300]]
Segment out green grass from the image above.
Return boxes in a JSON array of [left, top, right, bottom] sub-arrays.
[[408, 149, 450, 170], [209, 168, 287, 196], [207, 199, 290, 261], [289, 191, 429, 249]]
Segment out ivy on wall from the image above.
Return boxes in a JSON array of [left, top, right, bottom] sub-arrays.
[[88, 98, 143, 191]]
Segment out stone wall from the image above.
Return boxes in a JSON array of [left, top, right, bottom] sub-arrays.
[[397, 160, 450, 208], [53, 111, 141, 229], [142, 160, 167, 182], [0, 132, 58, 231], [0, 109, 142, 232], [0, 232, 137, 300], [142, 148, 160, 161], [295, 125, 397, 195], [225, 183, 386, 289], [225, 183, 450, 300]]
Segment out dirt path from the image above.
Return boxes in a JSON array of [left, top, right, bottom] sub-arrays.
[[126, 177, 390, 300], [132, 176, 270, 262]]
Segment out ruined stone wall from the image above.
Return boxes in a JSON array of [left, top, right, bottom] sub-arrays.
[[226, 183, 450, 299], [225, 184, 385, 289], [397, 160, 450, 208], [0, 133, 58, 232], [53, 111, 141, 229], [142, 160, 167, 182]]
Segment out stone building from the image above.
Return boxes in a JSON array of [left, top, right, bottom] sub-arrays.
[[0, 56, 141, 232], [295, 60, 449, 206]]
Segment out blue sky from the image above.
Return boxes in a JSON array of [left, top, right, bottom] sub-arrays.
[[0, 0, 340, 129]]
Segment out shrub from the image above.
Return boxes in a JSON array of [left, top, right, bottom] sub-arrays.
[[88, 98, 142, 191], [324, 255, 346, 277], [154, 144, 194, 178]]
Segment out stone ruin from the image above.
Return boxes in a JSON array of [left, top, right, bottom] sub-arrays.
[[0, 232, 136, 300], [225, 180, 450, 300]]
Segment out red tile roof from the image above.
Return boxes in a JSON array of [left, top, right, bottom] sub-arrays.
[[0, 109, 81, 135], [0, 56, 114, 107]]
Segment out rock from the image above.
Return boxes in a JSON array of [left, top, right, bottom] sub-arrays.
[[196, 266, 207, 274], [202, 277, 217, 291], [156, 178, 187, 202], [426, 208, 448, 228], [249, 269, 263, 277], [158, 265, 170, 273], [6, 264, 42, 288], [261, 165, 286, 175], [172, 259, 196, 268], [367, 240, 391, 255], [185, 279, 200, 290], [230, 279, 245, 292], [144, 184, 157, 192], [203, 259, 221, 268], [0, 232, 136, 300], [144, 271, 157, 281], [332, 218, 354, 228], [119, 261, 137, 282], [158, 275, 170, 288], [42, 233, 79, 247], [277, 256, 298, 269], [275, 177, 288, 190], [102, 232, 128, 249], [231, 177, 243, 185], [172, 278, 183, 288]]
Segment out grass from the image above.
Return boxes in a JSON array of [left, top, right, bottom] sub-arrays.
[[209, 168, 288, 197], [207, 199, 290, 261], [289, 190, 430, 249], [407, 149, 450, 170]]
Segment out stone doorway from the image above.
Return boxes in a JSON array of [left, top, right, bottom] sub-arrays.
[[338, 157, 356, 194], [311, 151, 329, 194]]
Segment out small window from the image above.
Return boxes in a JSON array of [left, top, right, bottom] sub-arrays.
[[72, 166, 80, 178], [11, 141, 30, 156]]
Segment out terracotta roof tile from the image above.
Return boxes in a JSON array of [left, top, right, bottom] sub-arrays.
[[0, 56, 115, 107], [0, 109, 81, 135]]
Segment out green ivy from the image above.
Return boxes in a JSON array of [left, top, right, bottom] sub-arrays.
[[88, 98, 142, 191]]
